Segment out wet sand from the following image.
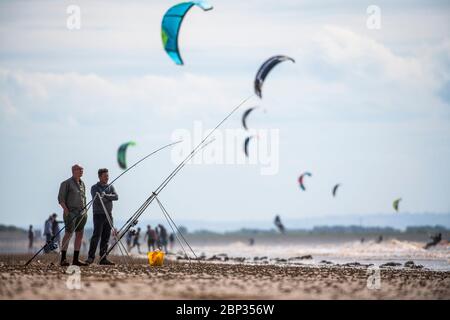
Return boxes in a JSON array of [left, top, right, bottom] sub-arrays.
[[0, 254, 449, 299]]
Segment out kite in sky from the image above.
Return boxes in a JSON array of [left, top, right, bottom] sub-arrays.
[[161, 1, 213, 65], [117, 141, 136, 170], [254, 55, 295, 98]]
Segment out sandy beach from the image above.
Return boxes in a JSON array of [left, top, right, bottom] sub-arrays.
[[1, 254, 449, 300]]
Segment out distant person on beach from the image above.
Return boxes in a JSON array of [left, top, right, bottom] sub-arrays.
[[424, 233, 442, 249], [58, 164, 88, 266], [375, 235, 383, 244], [144, 225, 158, 252], [274, 215, 285, 234], [126, 230, 134, 251], [86, 168, 118, 266], [169, 232, 175, 251], [28, 225, 34, 252], [249, 238, 255, 246], [131, 227, 142, 254], [51, 213, 63, 251], [43, 215, 54, 253], [360, 237, 365, 244], [157, 224, 168, 252]]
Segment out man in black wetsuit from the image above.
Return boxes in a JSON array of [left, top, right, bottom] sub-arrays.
[[424, 233, 442, 249]]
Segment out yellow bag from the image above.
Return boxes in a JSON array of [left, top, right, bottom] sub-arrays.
[[147, 251, 165, 266]]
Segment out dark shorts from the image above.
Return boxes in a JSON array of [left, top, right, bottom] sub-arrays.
[[64, 210, 87, 233]]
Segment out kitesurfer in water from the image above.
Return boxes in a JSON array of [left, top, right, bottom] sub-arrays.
[[274, 215, 285, 234], [424, 233, 442, 249], [375, 235, 383, 244]]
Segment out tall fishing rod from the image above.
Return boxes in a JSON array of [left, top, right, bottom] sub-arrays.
[[103, 137, 216, 257], [24, 140, 182, 266], [154, 94, 254, 196], [103, 94, 255, 259]]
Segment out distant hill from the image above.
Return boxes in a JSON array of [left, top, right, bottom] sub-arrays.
[[191, 225, 449, 236], [0, 225, 26, 233], [2, 212, 449, 234], [117, 212, 450, 232]]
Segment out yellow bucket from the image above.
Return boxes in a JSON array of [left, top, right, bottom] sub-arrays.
[[147, 251, 165, 266]]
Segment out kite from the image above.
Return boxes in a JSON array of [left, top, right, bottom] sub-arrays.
[[161, 1, 213, 65], [298, 172, 312, 191], [254, 55, 295, 98], [393, 198, 402, 212], [332, 184, 341, 197], [117, 141, 136, 170], [242, 107, 258, 131], [244, 136, 254, 158]]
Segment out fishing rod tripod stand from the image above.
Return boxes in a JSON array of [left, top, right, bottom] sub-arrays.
[[96, 191, 197, 264]]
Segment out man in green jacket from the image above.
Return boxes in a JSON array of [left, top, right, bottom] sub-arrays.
[[58, 164, 88, 266]]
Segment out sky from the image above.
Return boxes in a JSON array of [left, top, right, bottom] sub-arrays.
[[0, 0, 449, 230]]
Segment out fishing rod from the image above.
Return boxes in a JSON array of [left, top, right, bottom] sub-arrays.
[[24, 140, 182, 266], [155, 196, 197, 261], [103, 137, 216, 257], [102, 94, 255, 259], [96, 192, 131, 265]]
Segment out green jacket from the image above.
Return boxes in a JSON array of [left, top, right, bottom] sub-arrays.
[[58, 177, 86, 212]]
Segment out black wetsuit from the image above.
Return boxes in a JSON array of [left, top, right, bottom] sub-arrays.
[[425, 233, 442, 249]]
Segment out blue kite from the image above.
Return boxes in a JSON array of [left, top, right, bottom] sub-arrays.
[[161, 1, 213, 65]]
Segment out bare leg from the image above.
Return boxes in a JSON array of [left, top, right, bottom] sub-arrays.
[[74, 231, 83, 251], [61, 232, 73, 251]]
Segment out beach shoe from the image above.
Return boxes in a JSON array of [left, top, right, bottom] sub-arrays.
[[85, 257, 94, 265], [60, 259, 70, 267], [72, 260, 88, 267], [99, 258, 115, 266]]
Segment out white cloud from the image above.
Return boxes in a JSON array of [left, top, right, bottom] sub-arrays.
[[1, 22, 449, 128], [315, 26, 433, 86], [0, 68, 252, 139]]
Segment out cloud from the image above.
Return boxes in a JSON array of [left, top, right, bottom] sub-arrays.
[[1, 23, 449, 131], [267, 25, 450, 123], [0, 68, 252, 147]]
